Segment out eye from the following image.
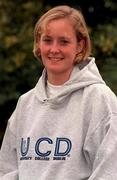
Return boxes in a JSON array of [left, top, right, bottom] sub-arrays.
[[60, 39, 70, 46], [42, 36, 52, 44]]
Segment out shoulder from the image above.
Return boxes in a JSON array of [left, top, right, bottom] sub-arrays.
[[84, 83, 117, 114], [20, 88, 35, 100], [87, 83, 116, 100], [14, 87, 37, 112]]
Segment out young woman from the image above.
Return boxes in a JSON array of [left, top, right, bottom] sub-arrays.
[[0, 5, 117, 180]]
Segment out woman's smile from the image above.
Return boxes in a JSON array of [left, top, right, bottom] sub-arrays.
[[48, 56, 64, 61]]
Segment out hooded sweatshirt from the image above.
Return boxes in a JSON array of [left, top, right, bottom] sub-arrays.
[[0, 57, 117, 180]]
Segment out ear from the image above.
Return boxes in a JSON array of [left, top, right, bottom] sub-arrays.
[[35, 37, 41, 57], [77, 39, 85, 54], [75, 39, 85, 63]]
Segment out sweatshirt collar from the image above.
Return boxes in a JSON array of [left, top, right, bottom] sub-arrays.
[[35, 57, 105, 106]]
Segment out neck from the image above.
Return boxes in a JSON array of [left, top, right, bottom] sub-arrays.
[[47, 69, 73, 85]]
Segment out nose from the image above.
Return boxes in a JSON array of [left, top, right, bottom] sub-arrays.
[[50, 41, 60, 53]]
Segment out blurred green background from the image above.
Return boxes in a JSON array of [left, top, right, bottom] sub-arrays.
[[0, 0, 117, 146]]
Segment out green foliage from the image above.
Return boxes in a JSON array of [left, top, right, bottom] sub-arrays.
[[0, 0, 45, 106], [92, 22, 117, 57], [91, 21, 117, 93], [0, 0, 47, 144]]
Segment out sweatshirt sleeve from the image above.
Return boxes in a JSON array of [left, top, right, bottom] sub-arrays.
[[87, 113, 117, 180], [0, 111, 18, 180], [83, 85, 117, 180]]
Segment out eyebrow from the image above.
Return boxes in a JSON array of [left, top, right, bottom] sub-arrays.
[[42, 35, 70, 40], [59, 36, 70, 40], [41, 35, 51, 38]]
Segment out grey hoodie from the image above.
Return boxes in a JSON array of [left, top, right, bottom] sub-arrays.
[[0, 57, 117, 180]]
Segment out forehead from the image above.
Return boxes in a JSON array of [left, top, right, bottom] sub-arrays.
[[42, 18, 76, 36]]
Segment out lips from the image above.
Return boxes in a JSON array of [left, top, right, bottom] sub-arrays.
[[48, 56, 63, 61]]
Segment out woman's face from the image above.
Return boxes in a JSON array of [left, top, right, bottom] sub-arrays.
[[38, 18, 82, 84]]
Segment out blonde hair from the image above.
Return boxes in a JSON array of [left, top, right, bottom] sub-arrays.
[[33, 5, 91, 63]]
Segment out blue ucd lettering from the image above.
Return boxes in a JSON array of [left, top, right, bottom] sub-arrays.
[[20, 137, 72, 161]]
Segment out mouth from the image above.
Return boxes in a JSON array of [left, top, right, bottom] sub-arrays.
[[48, 56, 64, 61]]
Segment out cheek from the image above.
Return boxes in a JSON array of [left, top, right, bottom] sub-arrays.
[[67, 48, 77, 58], [40, 44, 49, 55]]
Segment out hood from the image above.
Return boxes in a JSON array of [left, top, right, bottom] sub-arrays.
[[35, 57, 105, 105]]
